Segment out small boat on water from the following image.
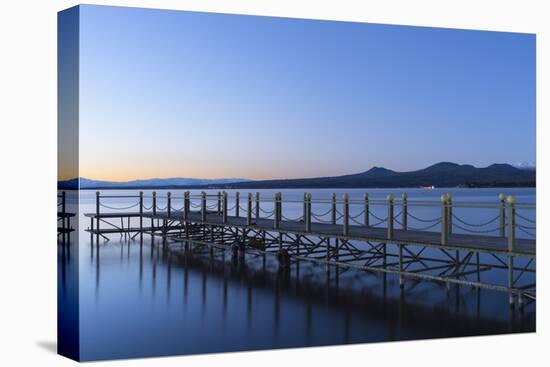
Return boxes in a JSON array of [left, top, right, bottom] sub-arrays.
[[420, 185, 435, 189]]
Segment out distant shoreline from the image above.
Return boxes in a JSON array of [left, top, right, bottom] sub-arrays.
[[62, 183, 536, 190]]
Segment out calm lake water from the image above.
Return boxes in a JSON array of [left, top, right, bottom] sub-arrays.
[[58, 188, 536, 361]]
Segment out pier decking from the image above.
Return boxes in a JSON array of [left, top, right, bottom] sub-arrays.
[[86, 210, 535, 257], [79, 191, 536, 308]]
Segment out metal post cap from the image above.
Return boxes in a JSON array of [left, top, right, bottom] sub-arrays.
[[387, 194, 394, 201], [402, 193, 407, 199], [499, 193, 506, 201], [507, 195, 516, 205], [440, 194, 448, 202]]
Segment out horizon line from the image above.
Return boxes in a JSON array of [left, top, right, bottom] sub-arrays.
[[59, 161, 536, 183]]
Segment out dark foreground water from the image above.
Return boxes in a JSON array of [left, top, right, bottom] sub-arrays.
[[58, 188, 536, 361]]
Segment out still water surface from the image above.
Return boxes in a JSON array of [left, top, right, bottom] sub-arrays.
[[59, 188, 536, 361]]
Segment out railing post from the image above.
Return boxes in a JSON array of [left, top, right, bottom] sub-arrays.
[[303, 192, 307, 222], [61, 191, 66, 238], [274, 192, 280, 229], [152, 191, 157, 216], [139, 191, 143, 233], [364, 192, 369, 226], [151, 191, 156, 235], [167, 191, 171, 217], [499, 193, 506, 238], [331, 193, 337, 225], [222, 191, 228, 224], [507, 195, 516, 251], [447, 193, 453, 235], [235, 192, 240, 217], [278, 192, 283, 223], [96, 191, 100, 237], [217, 192, 221, 215], [184, 191, 189, 220], [343, 193, 349, 236], [507, 195, 516, 306], [255, 192, 260, 220], [305, 193, 312, 233], [441, 194, 448, 245], [401, 193, 407, 230], [247, 193, 252, 226], [61, 191, 66, 216], [201, 191, 206, 222], [387, 194, 394, 240]]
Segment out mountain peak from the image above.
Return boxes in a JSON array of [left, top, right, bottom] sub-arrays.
[[425, 162, 460, 169], [361, 166, 396, 176], [486, 163, 518, 171]]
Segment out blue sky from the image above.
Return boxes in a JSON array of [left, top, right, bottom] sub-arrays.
[[77, 5, 535, 181]]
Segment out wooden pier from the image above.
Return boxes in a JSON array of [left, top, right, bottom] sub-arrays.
[[57, 191, 75, 243], [82, 191, 536, 307]]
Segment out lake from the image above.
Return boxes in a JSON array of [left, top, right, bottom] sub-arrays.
[[58, 188, 536, 361]]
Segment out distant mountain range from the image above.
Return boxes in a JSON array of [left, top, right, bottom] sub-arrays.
[[58, 162, 536, 190], [219, 162, 535, 189], [58, 177, 253, 189]]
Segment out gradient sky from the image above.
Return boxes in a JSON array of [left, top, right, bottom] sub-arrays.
[[77, 5, 535, 181]]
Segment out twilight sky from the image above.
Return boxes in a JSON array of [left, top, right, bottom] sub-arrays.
[[77, 5, 535, 181]]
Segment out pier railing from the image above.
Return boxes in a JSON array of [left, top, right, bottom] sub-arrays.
[[92, 191, 535, 250]]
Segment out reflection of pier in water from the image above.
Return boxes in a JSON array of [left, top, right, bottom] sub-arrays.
[[84, 191, 536, 309], [84, 237, 534, 340]]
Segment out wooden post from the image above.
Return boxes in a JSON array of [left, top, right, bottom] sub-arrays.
[[507, 195, 516, 307], [235, 192, 240, 217], [184, 191, 189, 220], [331, 193, 337, 225], [274, 192, 280, 229], [305, 193, 311, 232], [61, 191, 66, 215], [302, 192, 306, 219], [278, 192, 283, 223], [499, 193, 506, 238], [343, 193, 349, 236], [507, 195, 516, 252], [217, 192, 221, 215], [95, 191, 100, 240], [387, 194, 394, 240], [61, 191, 66, 239], [167, 192, 171, 217], [201, 191, 206, 222], [401, 193, 407, 230], [255, 192, 260, 220], [447, 193, 453, 235], [247, 193, 252, 226], [364, 192, 369, 226], [151, 191, 156, 236], [222, 191, 228, 224], [441, 194, 448, 245], [139, 191, 143, 234]]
